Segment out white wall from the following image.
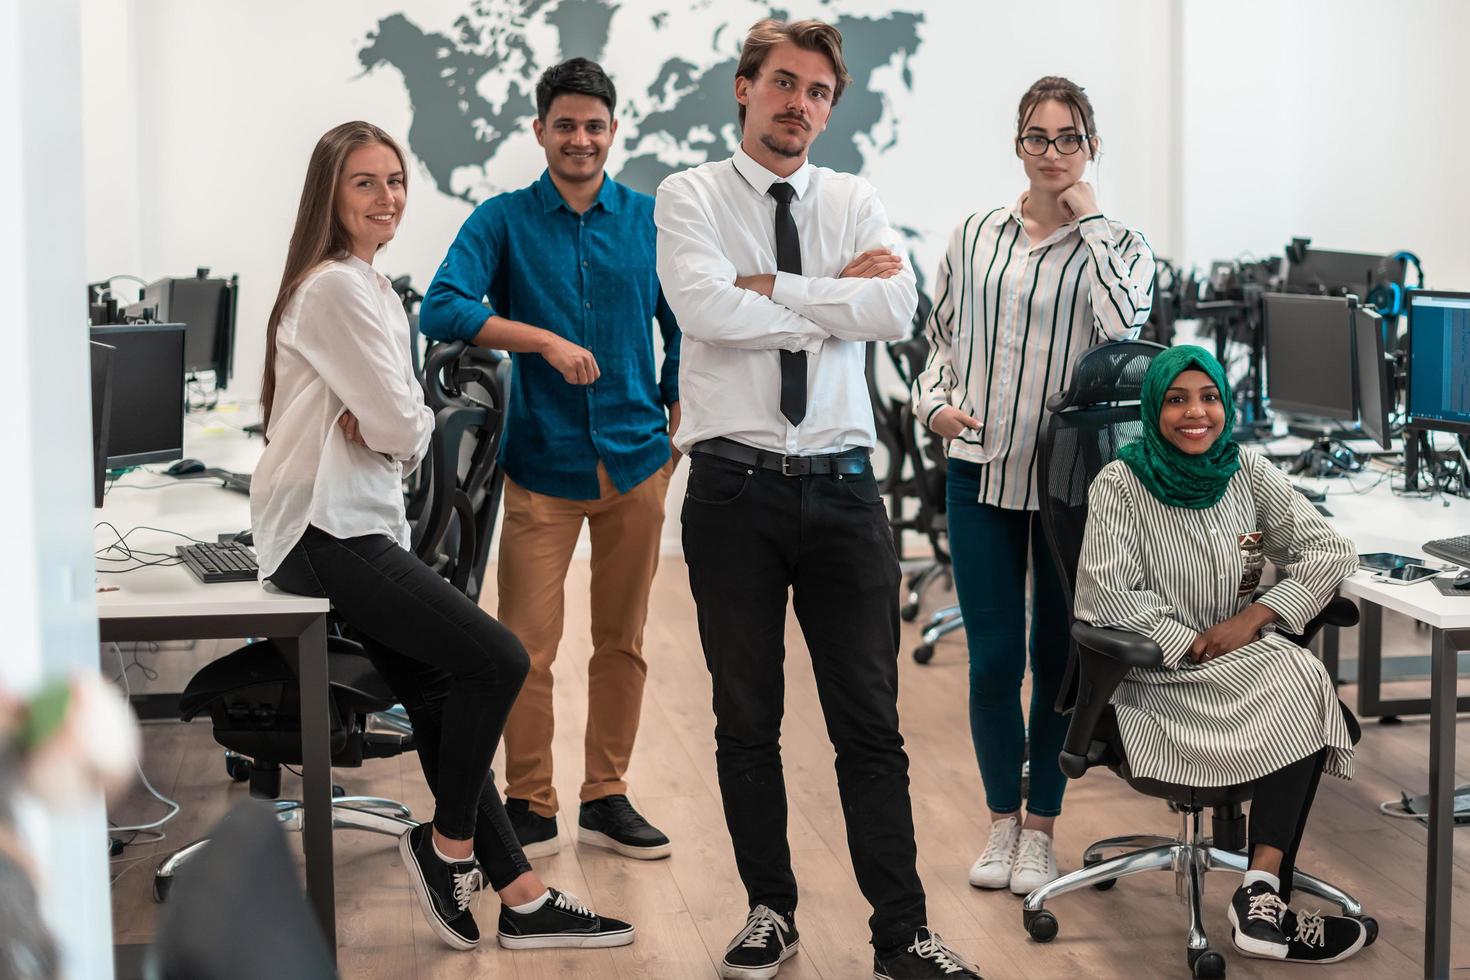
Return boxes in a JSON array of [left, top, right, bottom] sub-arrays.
[[9, 0, 116, 975], [1180, 0, 1470, 288]]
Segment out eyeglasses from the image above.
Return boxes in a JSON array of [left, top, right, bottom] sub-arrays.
[[1017, 133, 1089, 156]]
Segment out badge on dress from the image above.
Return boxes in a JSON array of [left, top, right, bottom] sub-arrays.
[[1237, 531, 1265, 596]]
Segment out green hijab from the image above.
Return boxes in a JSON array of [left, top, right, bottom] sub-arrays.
[[1118, 345, 1240, 509]]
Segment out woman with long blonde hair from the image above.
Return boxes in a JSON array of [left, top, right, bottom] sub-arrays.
[[251, 121, 635, 953]]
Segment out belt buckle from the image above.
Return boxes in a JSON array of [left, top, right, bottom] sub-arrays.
[[781, 455, 802, 476]]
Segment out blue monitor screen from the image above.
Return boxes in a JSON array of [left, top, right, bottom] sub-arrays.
[[1407, 292, 1470, 434]]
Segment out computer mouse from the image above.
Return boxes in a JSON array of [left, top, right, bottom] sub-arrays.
[[166, 458, 206, 476], [1453, 570, 1470, 591]]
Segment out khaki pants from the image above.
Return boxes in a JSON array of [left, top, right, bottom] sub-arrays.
[[497, 460, 671, 816]]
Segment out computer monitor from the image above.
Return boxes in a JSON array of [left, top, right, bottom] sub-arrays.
[[141, 274, 236, 386], [1263, 293, 1356, 421], [89, 341, 115, 507], [89, 323, 186, 468], [1283, 243, 1406, 302], [1350, 302, 1392, 450], [1405, 290, 1470, 436]]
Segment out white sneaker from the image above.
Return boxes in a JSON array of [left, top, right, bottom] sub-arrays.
[[968, 817, 1020, 889], [1009, 829, 1059, 895]]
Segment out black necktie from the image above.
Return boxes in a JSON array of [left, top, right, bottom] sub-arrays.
[[768, 182, 806, 427]]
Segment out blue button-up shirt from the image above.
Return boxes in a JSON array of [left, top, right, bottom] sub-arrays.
[[420, 170, 681, 500]]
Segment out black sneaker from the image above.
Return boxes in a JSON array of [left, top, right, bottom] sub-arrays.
[[1280, 908, 1368, 964], [579, 794, 672, 859], [1228, 880, 1289, 959], [398, 823, 483, 950], [873, 929, 982, 979], [504, 797, 560, 858], [496, 887, 635, 949], [720, 905, 799, 980]]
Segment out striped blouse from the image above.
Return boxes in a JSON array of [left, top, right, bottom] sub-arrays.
[[913, 196, 1155, 510], [1073, 450, 1357, 787]]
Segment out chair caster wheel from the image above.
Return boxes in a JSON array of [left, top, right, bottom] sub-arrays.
[[900, 602, 919, 622], [224, 754, 250, 782], [1082, 857, 1118, 890], [153, 873, 172, 903], [1352, 915, 1378, 946], [1023, 908, 1057, 943], [332, 784, 346, 798], [1188, 948, 1225, 979], [912, 643, 935, 664]]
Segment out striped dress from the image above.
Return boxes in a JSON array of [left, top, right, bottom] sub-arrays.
[[912, 197, 1155, 510], [1073, 449, 1357, 786]]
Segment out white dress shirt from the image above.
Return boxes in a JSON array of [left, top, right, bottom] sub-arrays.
[[655, 146, 917, 455], [251, 255, 435, 578], [912, 197, 1154, 510]]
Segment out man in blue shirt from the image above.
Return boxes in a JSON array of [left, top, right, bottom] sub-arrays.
[[420, 58, 680, 862]]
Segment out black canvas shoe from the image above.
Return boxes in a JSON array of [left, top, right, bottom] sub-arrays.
[[496, 887, 635, 949], [504, 797, 561, 858], [873, 928, 982, 979], [720, 905, 799, 980], [1228, 880, 1290, 959], [398, 823, 483, 950], [578, 794, 672, 859], [1280, 908, 1368, 964]]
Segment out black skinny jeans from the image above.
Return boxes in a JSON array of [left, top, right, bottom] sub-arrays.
[[1248, 748, 1328, 904], [269, 526, 533, 890], [681, 451, 926, 950]]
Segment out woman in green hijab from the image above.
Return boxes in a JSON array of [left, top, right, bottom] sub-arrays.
[[1073, 346, 1371, 966]]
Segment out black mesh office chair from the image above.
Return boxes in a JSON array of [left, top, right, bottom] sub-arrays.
[[154, 342, 508, 901], [1022, 340, 1373, 979]]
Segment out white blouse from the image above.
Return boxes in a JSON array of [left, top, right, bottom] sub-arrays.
[[250, 255, 435, 579]]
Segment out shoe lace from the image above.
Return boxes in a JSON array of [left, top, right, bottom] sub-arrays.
[[978, 820, 1017, 864], [910, 931, 975, 975], [732, 905, 789, 950], [602, 795, 652, 830], [551, 889, 594, 918], [450, 866, 482, 912], [1246, 891, 1289, 926], [1293, 910, 1326, 948], [1012, 832, 1052, 876]]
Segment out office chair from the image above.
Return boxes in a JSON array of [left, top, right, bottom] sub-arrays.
[[1022, 340, 1374, 979], [149, 800, 337, 980], [154, 342, 508, 901]]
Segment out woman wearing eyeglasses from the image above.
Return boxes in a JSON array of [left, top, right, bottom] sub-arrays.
[[912, 76, 1155, 897]]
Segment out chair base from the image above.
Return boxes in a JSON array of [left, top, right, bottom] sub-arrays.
[[1020, 808, 1374, 978], [913, 603, 964, 664], [153, 797, 415, 902]]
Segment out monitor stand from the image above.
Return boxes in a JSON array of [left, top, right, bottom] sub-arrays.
[[1285, 424, 1364, 479]]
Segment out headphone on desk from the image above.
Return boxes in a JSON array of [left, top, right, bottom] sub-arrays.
[[1366, 250, 1423, 317]]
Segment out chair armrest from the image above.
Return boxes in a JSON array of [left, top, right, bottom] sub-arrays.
[[1059, 624, 1164, 779], [1274, 595, 1359, 647]]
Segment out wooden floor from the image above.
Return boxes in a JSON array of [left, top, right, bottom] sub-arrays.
[[109, 558, 1470, 979]]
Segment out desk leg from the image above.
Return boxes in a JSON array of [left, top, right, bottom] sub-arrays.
[[284, 615, 336, 956], [1357, 601, 1384, 717], [1424, 627, 1461, 979]]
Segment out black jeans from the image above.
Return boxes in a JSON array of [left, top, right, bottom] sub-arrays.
[[1248, 748, 1327, 904], [681, 450, 925, 949], [269, 526, 533, 890]]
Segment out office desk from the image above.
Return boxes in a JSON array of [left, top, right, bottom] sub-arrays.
[[1298, 470, 1470, 979], [97, 410, 338, 953]]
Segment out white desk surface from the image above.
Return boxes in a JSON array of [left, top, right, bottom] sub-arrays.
[[94, 404, 327, 621], [1289, 457, 1470, 631]]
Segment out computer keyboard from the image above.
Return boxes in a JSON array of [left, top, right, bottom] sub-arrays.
[[1423, 534, 1470, 569], [176, 541, 259, 583]]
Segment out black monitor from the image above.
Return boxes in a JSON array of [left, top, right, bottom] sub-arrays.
[[1283, 242, 1406, 302], [89, 341, 115, 507], [1263, 293, 1356, 421], [90, 323, 186, 468], [1350, 301, 1391, 450], [1405, 290, 1470, 436], [141, 274, 236, 386]]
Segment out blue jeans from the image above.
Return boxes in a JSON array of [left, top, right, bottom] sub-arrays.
[[946, 459, 1070, 818]]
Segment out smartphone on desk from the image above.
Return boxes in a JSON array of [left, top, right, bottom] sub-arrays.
[[1371, 564, 1443, 586]]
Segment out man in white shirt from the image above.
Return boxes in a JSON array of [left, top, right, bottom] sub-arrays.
[[654, 18, 981, 980]]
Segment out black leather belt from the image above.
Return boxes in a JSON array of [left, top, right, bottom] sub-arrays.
[[692, 437, 869, 476]]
